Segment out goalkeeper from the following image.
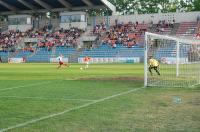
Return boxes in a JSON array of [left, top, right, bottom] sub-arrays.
[[149, 56, 160, 76]]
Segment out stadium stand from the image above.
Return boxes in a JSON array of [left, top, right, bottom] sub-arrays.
[[0, 51, 9, 62], [29, 27, 84, 48], [196, 24, 200, 39], [153, 20, 175, 35], [80, 43, 144, 58], [1, 18, 199, 63], [14, 46, 76, 63], [0, 0, 199, 63], [0, 30, 24, 51], [155, 40, 200, 63], [1, 19, 199, 63], [176, 22, 198, 37]]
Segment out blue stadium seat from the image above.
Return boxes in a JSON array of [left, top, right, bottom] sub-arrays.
[[79, 44, 144, 58]]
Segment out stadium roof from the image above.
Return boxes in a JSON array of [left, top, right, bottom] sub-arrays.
[[0, 0, 116, 15]]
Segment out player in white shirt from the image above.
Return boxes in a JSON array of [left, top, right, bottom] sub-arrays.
[[57, 54, 69, 69]]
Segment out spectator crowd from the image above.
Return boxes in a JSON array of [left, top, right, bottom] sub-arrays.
[[0, 30, 24, 52], [94, 21, 148, 48], [1, 19, 199, 53], [30, 27, 84, 48], [0, 26, 84, 52]]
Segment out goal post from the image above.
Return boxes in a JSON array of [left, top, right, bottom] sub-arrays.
[[144, 32, 200, 87]]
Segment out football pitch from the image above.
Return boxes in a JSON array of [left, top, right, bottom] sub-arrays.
[[0, 63, 199, 132]]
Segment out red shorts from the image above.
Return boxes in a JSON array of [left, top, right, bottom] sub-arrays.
[[59, 61, 64, 65]]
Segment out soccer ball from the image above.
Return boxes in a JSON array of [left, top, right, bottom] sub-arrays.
[[80, 67, 83, 70]]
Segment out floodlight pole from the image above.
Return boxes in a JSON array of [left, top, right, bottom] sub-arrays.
[[144, 32, 148, 87]]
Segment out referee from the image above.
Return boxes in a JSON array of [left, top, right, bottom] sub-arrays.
[[149, 56, 160, 76]]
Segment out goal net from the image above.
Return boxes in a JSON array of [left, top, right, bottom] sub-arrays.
[[144, 32, 200, 87]]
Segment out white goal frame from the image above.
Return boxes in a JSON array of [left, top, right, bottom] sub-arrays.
[[144, 32, 200, 87]]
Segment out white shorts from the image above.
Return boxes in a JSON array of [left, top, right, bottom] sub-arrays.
[[85, 62, 89, 65]]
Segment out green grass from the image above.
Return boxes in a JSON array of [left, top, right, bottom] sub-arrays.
[[0, 63, 199, 132]]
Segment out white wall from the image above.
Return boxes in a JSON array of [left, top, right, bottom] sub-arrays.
[[60, 11, 86, 16], [60, 22, 87, 30], [8, 14, 31, 19], [59, 11, 87, 30], [8, 14, 32, 32], [111, 11, 200, 24], [8, 25, 32, 32], [92, 11, 200, 26], [24, 38, 38, 43], [80, 36, 97, 41]]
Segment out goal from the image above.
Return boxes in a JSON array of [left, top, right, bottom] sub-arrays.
[[144, 32, 200, 87]]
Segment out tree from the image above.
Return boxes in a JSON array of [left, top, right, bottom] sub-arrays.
[[193, 0, 200, 11], [109, 0, 200, 14]]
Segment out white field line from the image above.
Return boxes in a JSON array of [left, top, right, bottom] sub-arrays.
[[0, 81, 54, 92], [0, 79, 77, 92], [0, 96, 95, 102], [0, 87, 145, 132]]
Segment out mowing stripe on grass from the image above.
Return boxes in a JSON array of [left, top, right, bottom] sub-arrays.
[[0, 86, 145, 132], [0, 96, 96, 102], [0, 81, 53, 92]]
